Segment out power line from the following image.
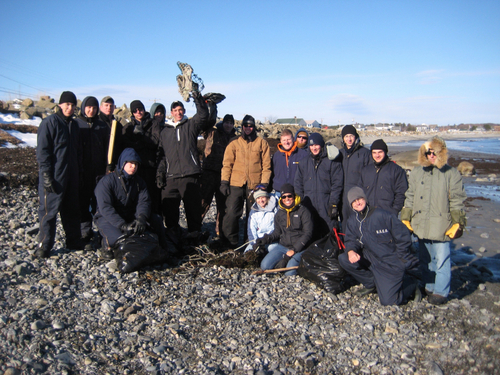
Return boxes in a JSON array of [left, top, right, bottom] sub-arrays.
[[0, 86, 36, 98], [0, 74, 49, 94]]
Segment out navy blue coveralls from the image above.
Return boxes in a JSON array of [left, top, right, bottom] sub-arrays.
[[36, 111, 81, 251], [339, 206, 418, 305]]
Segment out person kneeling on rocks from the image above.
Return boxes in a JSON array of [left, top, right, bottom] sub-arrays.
[[253, 184, 313, 276], [338, 187, 421, 306], [94, 148, 172, 260]]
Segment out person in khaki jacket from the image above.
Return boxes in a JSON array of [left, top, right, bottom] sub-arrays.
[[218, 115, 271, 248], [401, 136, 466, 305]]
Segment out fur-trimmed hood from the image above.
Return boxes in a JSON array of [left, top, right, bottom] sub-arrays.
[[418, 136, 448, 169]]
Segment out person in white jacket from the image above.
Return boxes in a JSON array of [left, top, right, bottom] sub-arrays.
[[245, 188, 278, 252]]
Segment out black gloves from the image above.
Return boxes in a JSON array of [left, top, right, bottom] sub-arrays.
[[156, 171, 166, 189], [120, 222, 134, 235], [42, 171, 55, 193], [253, 235, 270, 250], [106, 163, 115, 174], [220, 181, 230, 196], [329, 205, 338, 220], [134, 216, 147, 235]]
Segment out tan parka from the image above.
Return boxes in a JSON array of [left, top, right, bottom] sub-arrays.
[[221, 135, 271, 189]]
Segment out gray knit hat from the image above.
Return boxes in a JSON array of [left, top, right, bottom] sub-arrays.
[[347, 187, 367, 206], [253, 190, 269, 199]]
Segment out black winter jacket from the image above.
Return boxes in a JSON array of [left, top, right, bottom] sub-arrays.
[[76, 101, 109, 184], [94, 148, 151, 228], [339, 140, 372, 191], [294, 147, 343, 226], [36, 111, 80, 192], [360, 158, 408, 215], [122, 112, 162, 171], [99, 112, 123, 165], [158, 93, 209, 179], [267, 197, 314, 253]]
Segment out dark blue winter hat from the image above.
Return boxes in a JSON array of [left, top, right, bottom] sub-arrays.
[[308, 133, 325, 147]]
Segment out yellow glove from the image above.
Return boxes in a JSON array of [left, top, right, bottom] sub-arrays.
[[402, 220, 413, 232], [445, 223, 460, 239]]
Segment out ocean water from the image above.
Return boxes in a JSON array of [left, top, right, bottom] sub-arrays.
[[386, 137, 500, 156]]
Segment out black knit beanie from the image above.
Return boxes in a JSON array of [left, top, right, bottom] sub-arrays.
[[280, 183, 295, 196], [223, 114, 234, 124], [370, 139, 388, 153], [341, 125, 358, 139], [85, 96, 99, 108], [59, 91, 77, 105], [130, 100, 145, 113]]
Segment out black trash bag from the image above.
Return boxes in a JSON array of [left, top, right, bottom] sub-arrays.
[[298, 232, 346, 294], [114, 231, 160, 273]]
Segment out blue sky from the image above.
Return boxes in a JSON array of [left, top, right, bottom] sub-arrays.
[[1, 0, 499, 126]]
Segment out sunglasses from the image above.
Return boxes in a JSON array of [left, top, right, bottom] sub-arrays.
[[242, 124, 254, 128], [297, 135, 308, 140], [281, 194, 294, 199], [133, 108, 144, 113], [425, 151, 436, 156]]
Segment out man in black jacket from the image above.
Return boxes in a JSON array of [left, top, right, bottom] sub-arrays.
[[157, 92, 209, 239], [294, 133, 343, 240], [122, 100, 162, 213], [200, 114, 237, 235], [338, 125, 371, 225], [94, 148, 171, 259], [76, 96, 110, 249], [359, 139, 408, 216], [98, 96, 122, 169], [36, 91, 84, 258], [338, 187, 420, 305]]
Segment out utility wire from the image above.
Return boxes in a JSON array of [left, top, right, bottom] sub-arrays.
[[0, 74, 51, 96]]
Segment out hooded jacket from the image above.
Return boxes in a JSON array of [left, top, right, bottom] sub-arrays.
[[76, 96, 109, 183], [401, 136, 466, 241], [202, 121, 237, 172], [294, 127, 309, 149], [158, 93, 209, 179], [122, 111, 161, 172], [360, 156, 408, 215], [294, 146, 343, 226], [94, 148, 151, 229], [247, 195, 278, 244], [267, 196, 313, 252], [221, 133, 272, 189], [271, 141, 308, 192]]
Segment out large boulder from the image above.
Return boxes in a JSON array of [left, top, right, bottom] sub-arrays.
[[22, 98, 34, 107], [457, 161, 476, 176], [36, 99, 57, 110]]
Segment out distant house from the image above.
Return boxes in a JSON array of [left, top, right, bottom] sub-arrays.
[[305, 120, 321, 128], [416, 124, 429, 132], [275, 117, 307, 127]]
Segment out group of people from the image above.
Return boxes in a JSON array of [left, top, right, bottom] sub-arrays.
[[240, 125, 466, 306], [35, 90, 466, 306], [35, 90, 213, 260]]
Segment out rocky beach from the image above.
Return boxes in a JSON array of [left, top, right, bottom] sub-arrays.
[[0, 132, 500, 374]]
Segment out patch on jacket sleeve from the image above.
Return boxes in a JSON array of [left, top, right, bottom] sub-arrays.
[[376, 228, 389, 235]]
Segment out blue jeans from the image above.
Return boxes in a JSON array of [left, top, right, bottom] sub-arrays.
[[418, 239, 451, 297], [260, 244, 302, 276]]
